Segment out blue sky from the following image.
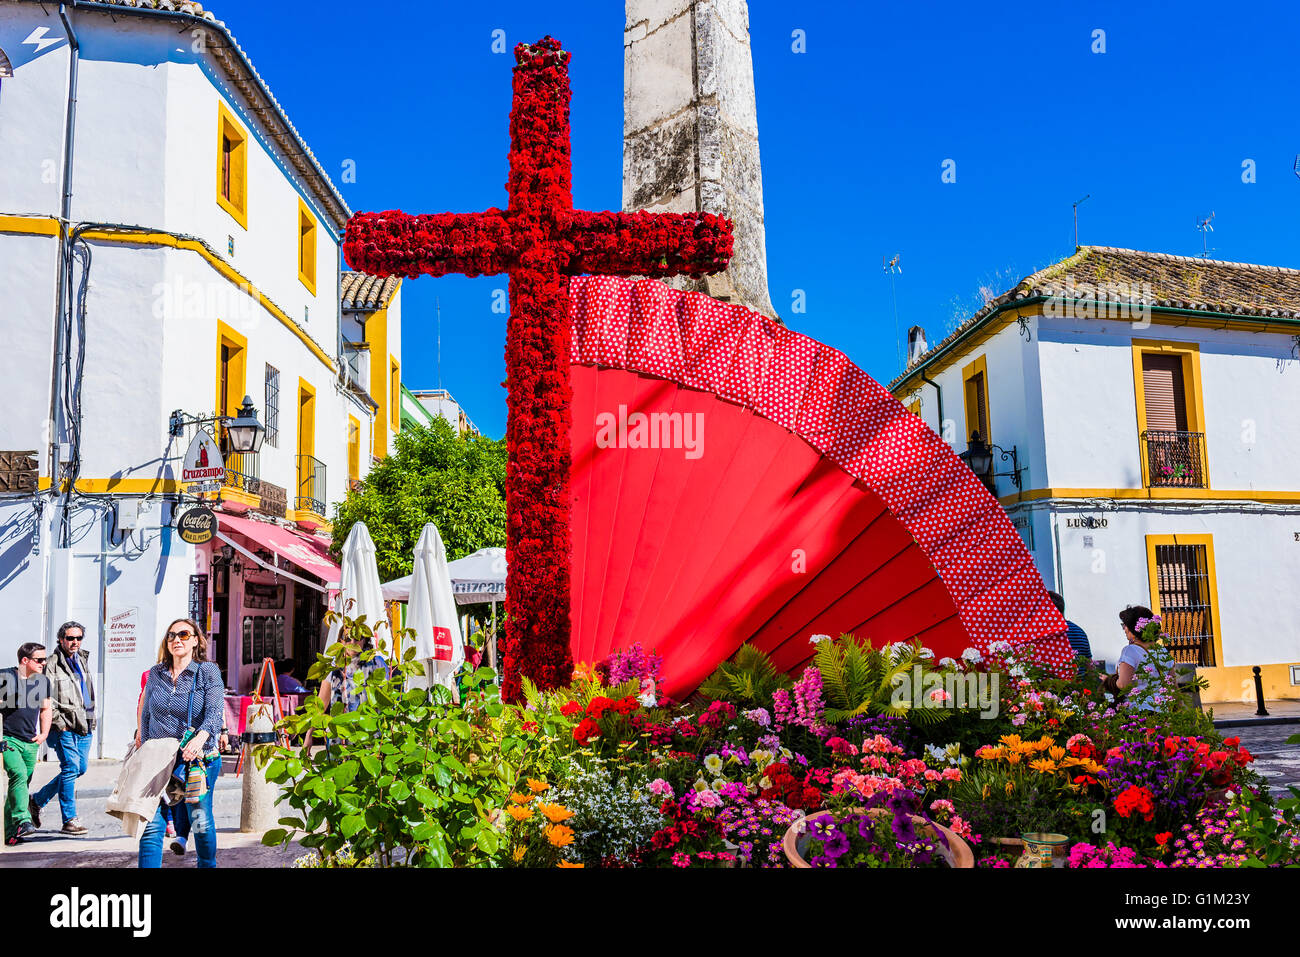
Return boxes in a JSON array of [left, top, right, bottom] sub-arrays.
[[220, 0, 1300, 438]]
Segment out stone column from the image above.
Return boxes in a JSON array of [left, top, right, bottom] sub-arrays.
[[624, 0, 778, 320]]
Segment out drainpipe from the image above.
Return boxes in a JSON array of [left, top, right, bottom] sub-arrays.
[[919, 369, 944, 441], [41, 1, 80, 645]]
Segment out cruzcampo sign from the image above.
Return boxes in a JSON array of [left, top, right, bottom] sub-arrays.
[[176, 506, 216, 545], [182, 431, 224, 490]]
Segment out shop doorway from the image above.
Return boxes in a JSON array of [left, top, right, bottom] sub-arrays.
[[292, 581, 323, 682]]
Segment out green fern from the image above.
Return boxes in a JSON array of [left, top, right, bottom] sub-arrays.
[[697, 643, 793, 708], [815, 635, 953, 728]]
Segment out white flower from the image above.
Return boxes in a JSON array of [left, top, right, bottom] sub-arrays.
[[1009, 664, 1025, 677], [918, 647, 935, 660], [778, 746, 793, 760], [939, 657, 957, 669], [990, 640, 1013, 655], [749, 748, 773, 769], [693, 777, 709, 793], [961, 647, 982, 663], [712, 778, 728, 792], [703, 754, 723, 774], [809, 634, 832, 645]]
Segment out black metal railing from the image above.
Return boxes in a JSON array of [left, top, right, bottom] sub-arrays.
[[1141, 430, 1207, 488], [296, 454, 326, 516], [217, 423, 261, 497], [1154, 543, 1217, 666]]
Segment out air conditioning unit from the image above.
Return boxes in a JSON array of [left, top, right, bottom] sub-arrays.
[[1291, 665, 1300, 687]]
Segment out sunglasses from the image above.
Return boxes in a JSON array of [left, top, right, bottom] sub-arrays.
[[166, 630, 196, 641], [62, 636, 83, 643], [28, 657, 47, 664]]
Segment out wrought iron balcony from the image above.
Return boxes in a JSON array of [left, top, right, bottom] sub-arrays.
[[1141, 430, 1207, 488], [296, 454, 326, 516]]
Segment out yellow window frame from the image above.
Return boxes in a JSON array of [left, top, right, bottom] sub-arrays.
[[1131, 339, 1208, 488], [1144, 533, 1223, 668], [347, 415, 360, 485], [216, 102, 248, 229], [297, 198, 318, 295], [961, 354, 990, 444], [214, 320, 248, 420], [389, 358, 400, 433]]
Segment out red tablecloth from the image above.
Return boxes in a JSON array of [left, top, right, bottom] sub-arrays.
[[223, 694, 303, 736]]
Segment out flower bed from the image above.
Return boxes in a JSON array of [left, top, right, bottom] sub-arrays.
[[262, 623, 1300, 869]]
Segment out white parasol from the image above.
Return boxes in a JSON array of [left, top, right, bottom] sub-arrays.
[[330, 522, 391, 655], [406, 522, 465, 697]]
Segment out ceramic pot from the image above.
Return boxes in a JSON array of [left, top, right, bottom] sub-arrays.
[[782, 808, 974, 868]]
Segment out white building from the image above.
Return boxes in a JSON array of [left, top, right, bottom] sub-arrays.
[[891, 246, 1300, 704], [407, 388, 481, 437], [0, 0, 403, 754]]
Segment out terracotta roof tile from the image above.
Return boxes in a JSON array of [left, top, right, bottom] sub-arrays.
[[340, 271, 400, 311]]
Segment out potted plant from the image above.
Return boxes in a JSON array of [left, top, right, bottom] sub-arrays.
[[782, 790, 973, 868]]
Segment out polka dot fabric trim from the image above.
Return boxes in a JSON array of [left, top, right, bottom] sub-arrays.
[[569, 275, 1075, 673]]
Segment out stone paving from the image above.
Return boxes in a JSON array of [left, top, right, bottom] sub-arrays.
[[3, 756, 306, 868]]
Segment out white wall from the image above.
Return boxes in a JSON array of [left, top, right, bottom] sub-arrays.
[[1050, 506, 1300, 672], [901, 316, 1046, 499], [1037, 316, 1300, 492]]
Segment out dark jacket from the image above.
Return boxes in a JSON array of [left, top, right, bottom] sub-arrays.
[[47, 646, 95, 735]]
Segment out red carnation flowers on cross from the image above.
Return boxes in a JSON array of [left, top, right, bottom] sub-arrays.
[[343, 37, 734, 700]]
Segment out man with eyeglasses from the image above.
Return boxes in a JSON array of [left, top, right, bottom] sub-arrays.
[[1, 643, 52, 846], [30, 621, 95, 836]]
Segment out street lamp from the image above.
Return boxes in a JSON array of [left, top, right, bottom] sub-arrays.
[[959, 431, 1023, 494], [224, 395, 265, 454], [169, 396, 265, 452]]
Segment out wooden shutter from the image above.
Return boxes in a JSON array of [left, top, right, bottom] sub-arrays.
[[966, 372, 988, 439], [1142, 354, 1187, 432]]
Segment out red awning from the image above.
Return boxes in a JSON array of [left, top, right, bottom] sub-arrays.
[[216, 513, 341, 587]]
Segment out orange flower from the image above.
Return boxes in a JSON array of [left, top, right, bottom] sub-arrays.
[[539, 803, 574, 824], [573, 662, 599, 683], [1048, 746, 1067, 762], [509, 792, 533, 804], [512, 846, 526, 862], [545, 824, 575, 848], [1006, 752, 1022, 765], [526, 778, 550, 793], [507, 805, 533, 822], [557, 860, 584, 868]]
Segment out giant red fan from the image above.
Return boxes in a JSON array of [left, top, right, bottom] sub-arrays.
[[568, 276, 1073, 699]]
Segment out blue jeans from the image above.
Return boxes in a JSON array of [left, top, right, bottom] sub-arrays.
[[32, 728, 93, 824], [138, 758, 221, 868]]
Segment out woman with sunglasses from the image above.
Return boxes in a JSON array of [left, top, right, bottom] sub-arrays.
[[135, 619, 224, 867]]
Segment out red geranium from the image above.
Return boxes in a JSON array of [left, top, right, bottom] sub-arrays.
[[1114, 785, 1156, 822], [559, 700, 582, 717], [572, 718, 600, 745]]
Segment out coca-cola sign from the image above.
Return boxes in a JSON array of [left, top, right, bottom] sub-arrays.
[[176, 506, 216, 545]]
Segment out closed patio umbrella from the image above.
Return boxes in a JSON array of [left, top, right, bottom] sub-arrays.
[[407, 522, 464, 698], [330, 522, 391, 655]]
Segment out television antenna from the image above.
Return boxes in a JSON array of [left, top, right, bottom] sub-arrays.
[[883, 254, 903, 369], [1073, 194, 1090, 250], [1196, 212, 1215, 259]]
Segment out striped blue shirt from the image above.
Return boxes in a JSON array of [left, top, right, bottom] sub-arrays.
[[1066, 621, 1092, 659], [140, 661, 224, 755]]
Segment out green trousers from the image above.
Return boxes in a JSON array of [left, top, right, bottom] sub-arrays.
[[3, 735, 38, 840]]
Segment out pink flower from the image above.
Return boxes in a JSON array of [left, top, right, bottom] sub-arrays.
[[649, 778, 674, 799]]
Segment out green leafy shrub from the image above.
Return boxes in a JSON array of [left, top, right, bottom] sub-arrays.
[[259, 613, 529, 867]]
